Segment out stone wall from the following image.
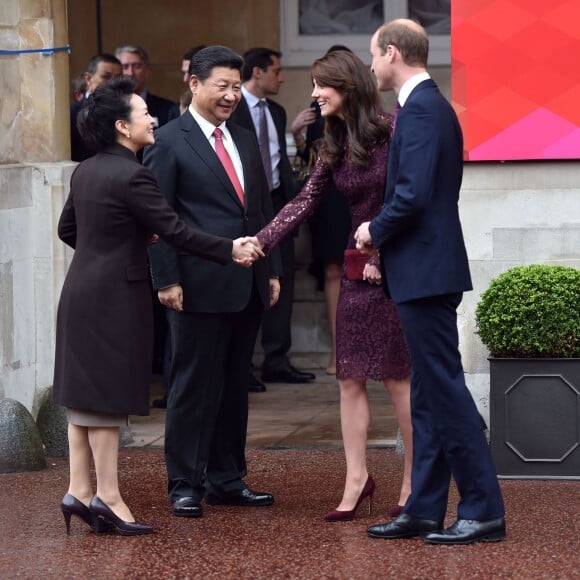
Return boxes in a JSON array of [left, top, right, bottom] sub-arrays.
[[459, 162, 580, 423], [0, 162, 74, 412], [289, 161, 580, 427]]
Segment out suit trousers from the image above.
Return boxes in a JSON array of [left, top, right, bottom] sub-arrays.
[[261, 187, 295, 369], [395, 293, 505, 522], [164, 288, 263, 502]]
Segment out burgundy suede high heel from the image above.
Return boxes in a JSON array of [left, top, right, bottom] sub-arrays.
[[324, 475, 376, 522], [388, 504, 405, 517], [61, 493, 114, 534]]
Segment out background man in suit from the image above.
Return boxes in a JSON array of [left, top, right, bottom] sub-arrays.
[[115, 44, 177, 128], [231, 47, 315, 388], [115, 44, 179, 393], [144, 45, 280, 518], [70, 53, 122, 161], [356, 19, 506, 544]]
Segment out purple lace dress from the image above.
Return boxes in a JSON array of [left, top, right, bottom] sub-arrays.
[[257, 138, 411, 381]]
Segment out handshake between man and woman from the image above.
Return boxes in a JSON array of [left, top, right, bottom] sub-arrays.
[[230, 236, 264, 267]]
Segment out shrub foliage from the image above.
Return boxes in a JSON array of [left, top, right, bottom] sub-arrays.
[[476, 264, 579, 358]]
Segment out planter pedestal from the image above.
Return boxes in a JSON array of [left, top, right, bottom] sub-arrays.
[[490, 358, 579, 479]]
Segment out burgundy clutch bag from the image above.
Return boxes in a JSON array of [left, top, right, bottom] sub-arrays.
[[344, 249, 368, 281]]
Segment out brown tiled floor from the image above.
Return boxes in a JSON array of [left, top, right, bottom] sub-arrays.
[[1, 355, 579, 579]]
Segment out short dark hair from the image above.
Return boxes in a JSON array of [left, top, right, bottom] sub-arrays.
[[188, 45, 243, 80], [87, 53, 121, 75], [77, 77, 135, 151], [183, 45, 207, 61], [241, 47, 281, 82]]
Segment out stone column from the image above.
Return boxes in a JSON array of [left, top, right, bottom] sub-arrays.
[[1, 0, 70, 162], [0, 0, 75, 413]]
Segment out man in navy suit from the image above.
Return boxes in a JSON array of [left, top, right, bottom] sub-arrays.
[[144, 46, 280, 518], [356, 19, 506, 544]]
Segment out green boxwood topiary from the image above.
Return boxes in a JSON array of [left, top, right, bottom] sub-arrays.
[[475, 264, 580, 358]]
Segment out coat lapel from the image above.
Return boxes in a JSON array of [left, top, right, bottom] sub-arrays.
[[180, 112, 244, 209]]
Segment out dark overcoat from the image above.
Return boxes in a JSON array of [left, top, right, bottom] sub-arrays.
[[52, 143, 232, 415]]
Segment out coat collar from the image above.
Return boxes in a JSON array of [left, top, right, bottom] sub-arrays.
[[102, 142, 139, 161]]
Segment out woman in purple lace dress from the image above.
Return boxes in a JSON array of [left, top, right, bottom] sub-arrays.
[[257, 50, 412, 521]]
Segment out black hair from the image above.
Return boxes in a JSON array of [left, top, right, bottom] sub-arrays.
[[183, 45, 207, 61], [241, 47, 281, 82], [87, 53, 121, 75], [77, 77, 135, 151], [188, 45, 243, 80]]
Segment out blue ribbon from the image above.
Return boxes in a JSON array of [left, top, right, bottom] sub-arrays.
[[0, 45, 70, 55]]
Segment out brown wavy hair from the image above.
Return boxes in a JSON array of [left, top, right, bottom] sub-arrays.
[[311, 50, 390, 170]]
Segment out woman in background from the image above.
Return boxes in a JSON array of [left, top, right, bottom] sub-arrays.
[[257, 51, 413, 520], [54, 77, 260, 536], [290, 45, 352, 375]]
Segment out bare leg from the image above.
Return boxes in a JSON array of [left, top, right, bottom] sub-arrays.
[[324, 261, 342, 374], [335, 378, 371, 511], [67, 423, 93, 506], [384, 377, 412, 506], [88, 426, 134, 522]]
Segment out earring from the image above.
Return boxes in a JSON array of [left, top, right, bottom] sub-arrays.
[[126, 133, 131, 139]]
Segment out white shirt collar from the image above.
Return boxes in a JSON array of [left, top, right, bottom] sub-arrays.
[[188, 105, 229, 141], [398, 72, 431, 107], [241, 85, 265, 108]]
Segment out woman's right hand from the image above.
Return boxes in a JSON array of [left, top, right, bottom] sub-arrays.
[[232, 237, 264, 267]]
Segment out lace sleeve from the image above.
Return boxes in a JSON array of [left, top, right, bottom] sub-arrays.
[[256, 155, 333, 254]]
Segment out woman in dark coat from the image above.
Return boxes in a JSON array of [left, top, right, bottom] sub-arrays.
[[53, 77, 261, 536]]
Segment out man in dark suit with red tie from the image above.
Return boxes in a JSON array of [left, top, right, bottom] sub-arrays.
[[144, 46, 281, 518], [230, 47, 315, 388], [356, 19, 506, 544]]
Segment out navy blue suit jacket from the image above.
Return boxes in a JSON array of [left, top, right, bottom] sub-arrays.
[[369, 79, 472, 303]]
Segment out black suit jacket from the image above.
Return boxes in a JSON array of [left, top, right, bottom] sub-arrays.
[[230, 96, 297, 211], [144, 111, 281, 313], [146, 92, 178, 128], [70, 98, 94, 162]]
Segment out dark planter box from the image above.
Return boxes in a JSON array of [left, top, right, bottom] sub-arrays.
[[489, 358, 580, 479]]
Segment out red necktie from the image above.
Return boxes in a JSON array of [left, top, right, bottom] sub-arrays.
[[213, 127, 245, 206]]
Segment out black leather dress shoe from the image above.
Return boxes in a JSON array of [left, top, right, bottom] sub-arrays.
[[261, 363, 315, 384], [248, 373, 267, 393], [367, 514, 442, 539], [423, 517, 506, 544], [172, 497, 203, 518], [205, 488, 274, 507]]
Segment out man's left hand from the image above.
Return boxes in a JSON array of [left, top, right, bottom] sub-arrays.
[[269, 277, 280, 307]]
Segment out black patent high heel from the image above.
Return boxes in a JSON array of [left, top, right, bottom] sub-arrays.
[[89, 496, 153, 536], [61, 493, 114, 534]]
